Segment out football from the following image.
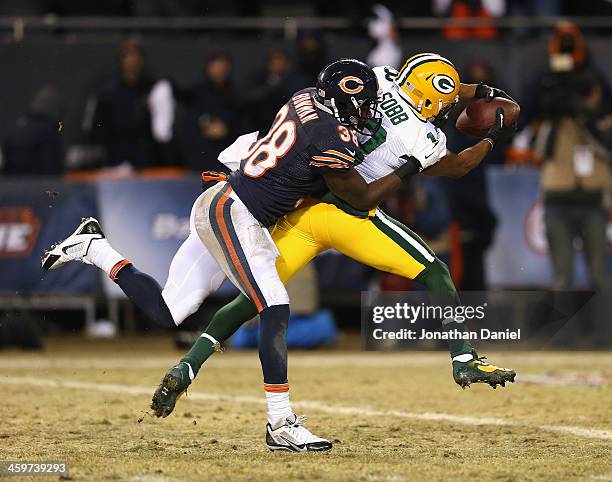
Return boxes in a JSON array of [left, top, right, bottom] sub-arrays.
[[455, 97, 520, 137]]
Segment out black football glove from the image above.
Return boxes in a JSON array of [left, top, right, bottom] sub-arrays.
[[395, 156, 421, 180], [475, 82, 514, 103], [484, 108, 517, 149]]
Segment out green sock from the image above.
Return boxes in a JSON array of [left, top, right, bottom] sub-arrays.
[[181, 294, 258, 376], [415, 259, 474, 359], [441, 319, 474, 359]]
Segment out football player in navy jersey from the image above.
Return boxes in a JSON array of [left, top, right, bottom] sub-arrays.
[[42, 59, 421, 452]]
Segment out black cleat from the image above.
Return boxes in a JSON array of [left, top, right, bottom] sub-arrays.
[[151, 362, 193, 418], [453, 352, 516, 389]]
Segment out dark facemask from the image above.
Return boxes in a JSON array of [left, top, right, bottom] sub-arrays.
[[431, 99, 459, 128]]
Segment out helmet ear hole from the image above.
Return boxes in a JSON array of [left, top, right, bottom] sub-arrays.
[[424, 99, 432, 108]]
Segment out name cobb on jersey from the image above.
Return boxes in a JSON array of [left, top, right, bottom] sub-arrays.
[[352, 64, 449, 184]]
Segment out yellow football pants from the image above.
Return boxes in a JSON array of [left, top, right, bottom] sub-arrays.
[[271, 199, 437, 285]]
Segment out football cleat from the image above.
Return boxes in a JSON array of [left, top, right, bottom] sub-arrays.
[[266, 414, 332, 452], [41, 217, 104, 271], [151, 362, 193, 418], [453, 352, 516, 389]]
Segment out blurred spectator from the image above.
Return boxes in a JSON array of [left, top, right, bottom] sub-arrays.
[[510, 0, 561, 16], [246, 48, 306, 133], [296, 31, 328, 82], [148, 79, 183, 167], [184, 50, 239, 170], [412, 177, 452, 253], [532, 23, 611, 290], [83, 38, 157, 169], [379, 178, 451, 291], [1, 86, 63, 176], [508, 0, 562, 37], [367, 4, 402, 69], [434, 0, 504, 39], [443, 59, 504, 289]]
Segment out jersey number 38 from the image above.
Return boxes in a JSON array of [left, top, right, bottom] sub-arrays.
[[242, 104, 296, 178]]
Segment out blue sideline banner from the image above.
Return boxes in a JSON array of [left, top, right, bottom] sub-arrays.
[[3, 172, 608, 296], [97, 177, 203, 298], [0, 179, 97, 294], [485, 167, 612, 288]]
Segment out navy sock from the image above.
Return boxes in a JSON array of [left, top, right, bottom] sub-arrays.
[[114, 265, 175, 329], [258, 304, 290, 384]]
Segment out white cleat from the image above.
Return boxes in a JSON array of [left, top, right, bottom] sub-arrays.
[[266, 414, 332, 452], [41, 217, 104, 271]]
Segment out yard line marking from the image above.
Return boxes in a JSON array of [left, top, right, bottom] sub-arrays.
[[2, 352, 611, 370], [2, 375, 611, 441], [0, 355, 451, 370], [520, 373, 611, 387]]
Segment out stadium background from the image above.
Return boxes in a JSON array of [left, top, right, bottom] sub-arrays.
[[1, 2, 611, 481], [1, 0, 610, 348]]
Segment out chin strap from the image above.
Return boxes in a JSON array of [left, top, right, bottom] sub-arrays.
[[314, 96, 347, 126], [329, 98, 341, 121], [313, 98, 334, 116]]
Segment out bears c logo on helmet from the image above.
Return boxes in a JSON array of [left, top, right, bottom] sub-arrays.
[[338, 76, 364, 94], [432, 74, 455, 94]]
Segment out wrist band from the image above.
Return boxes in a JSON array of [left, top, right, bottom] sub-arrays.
[[483, 138, 495, 150]]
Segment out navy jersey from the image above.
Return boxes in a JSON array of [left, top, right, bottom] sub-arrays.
[[228, 88, 359, 227]]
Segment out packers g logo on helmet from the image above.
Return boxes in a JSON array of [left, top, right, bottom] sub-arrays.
[[432, 74, 456, 94], [394, 53, 460, 121]]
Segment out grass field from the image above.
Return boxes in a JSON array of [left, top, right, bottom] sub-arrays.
[[1, 336, 611, 481]]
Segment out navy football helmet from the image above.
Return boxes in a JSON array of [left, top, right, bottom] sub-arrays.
[[315, 59, 381, 135]]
